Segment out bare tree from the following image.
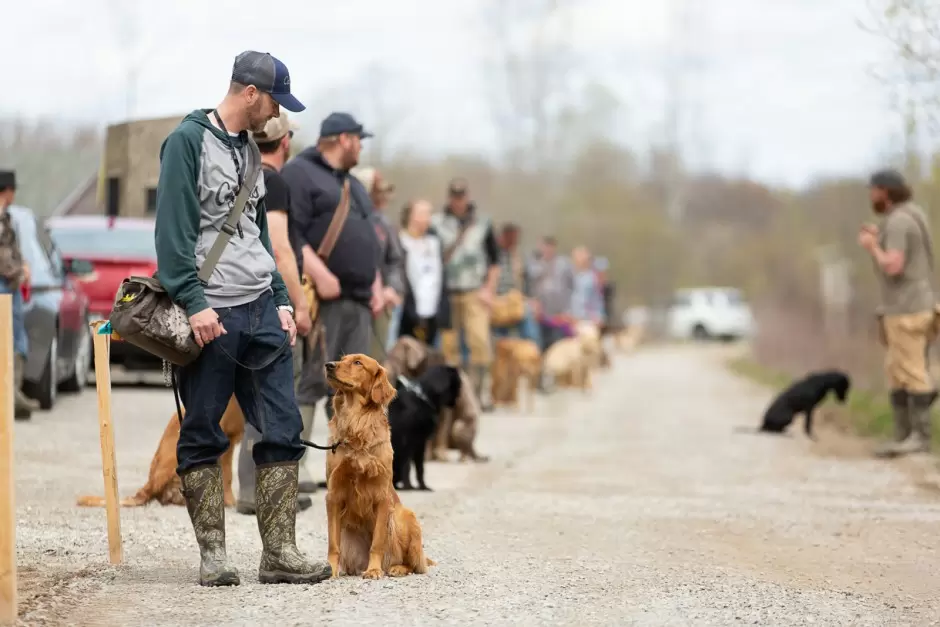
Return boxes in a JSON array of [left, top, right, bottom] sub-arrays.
[[864, 0, 940, 158], [481, 0, 580, 171]]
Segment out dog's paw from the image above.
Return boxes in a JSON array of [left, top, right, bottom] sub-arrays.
[[387, 565, 411, 577], [426, 557, 437, 567], [362, 568, 383, 580]]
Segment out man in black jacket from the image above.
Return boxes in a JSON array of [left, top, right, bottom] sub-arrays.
[[281, 112, 382, 421]]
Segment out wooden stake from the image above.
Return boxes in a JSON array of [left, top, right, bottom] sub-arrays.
[[0, 295, 17, 625], [91, 322, 122, 564]]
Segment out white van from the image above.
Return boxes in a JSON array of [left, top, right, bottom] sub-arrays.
[[667, 287, 755, 341]]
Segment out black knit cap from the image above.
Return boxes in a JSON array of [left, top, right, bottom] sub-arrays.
[[869, 168, 907, 189], [0, 170, 14, 190]]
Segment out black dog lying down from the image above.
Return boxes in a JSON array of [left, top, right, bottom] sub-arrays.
[[389, 365, 462, 491], [757, 370, 851, 438]]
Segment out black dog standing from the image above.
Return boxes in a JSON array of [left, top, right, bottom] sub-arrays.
[[759, 370, 851, 438], [389, 365, 463, 491]]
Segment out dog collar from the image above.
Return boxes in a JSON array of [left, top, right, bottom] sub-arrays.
[[396, 375, 434, 407]]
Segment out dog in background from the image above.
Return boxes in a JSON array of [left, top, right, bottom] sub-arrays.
[[491, 337, 542, 413], [750, 370, 852, 438], [385, 337, 488, 463], [324, 354, 435, 579], [77, 398, 245, 508], [389, 365, 463, 491], [543, 336, 591, 392]]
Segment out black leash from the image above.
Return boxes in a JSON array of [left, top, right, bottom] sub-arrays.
[[170, 327, 341, 452]]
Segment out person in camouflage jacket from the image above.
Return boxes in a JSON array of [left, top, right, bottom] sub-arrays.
[[0, 170, 39, 419]]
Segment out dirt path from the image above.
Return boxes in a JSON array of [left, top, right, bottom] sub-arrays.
[[11, 345, 940, 625]]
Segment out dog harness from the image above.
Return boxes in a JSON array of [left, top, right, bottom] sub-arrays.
[[396, 375, 434, 407]]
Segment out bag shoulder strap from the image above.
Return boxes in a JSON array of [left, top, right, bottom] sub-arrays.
[[317, 179, 351, 260], [197, 137, 263, 284], [443, 217, 473, 264], [897, 205, 935, 274]]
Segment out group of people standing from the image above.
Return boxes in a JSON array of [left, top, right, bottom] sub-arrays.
[[153, 49, 620, 588], [360, 175, 615, 405]]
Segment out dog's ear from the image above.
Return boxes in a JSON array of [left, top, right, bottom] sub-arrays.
[[370, 366, 397, 406], [406, 341, 426, 372]]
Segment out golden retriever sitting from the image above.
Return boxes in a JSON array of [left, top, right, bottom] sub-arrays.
[[77, 398, 245, 508], [491, 338, 542, 413], [324, 354, 435, 579]]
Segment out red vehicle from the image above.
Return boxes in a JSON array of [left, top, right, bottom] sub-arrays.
[[46, 215, 161, 369]]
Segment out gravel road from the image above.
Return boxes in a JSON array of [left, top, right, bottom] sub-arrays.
[[10, 344, 940, 626]]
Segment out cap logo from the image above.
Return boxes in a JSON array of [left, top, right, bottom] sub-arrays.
[[283, 75, 290, 86]]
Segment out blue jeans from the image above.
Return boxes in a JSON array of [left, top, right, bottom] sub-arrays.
[[0, 279, 27, 357], [491, 302, 542, 349], [176, 292, 304, 474], [386, 303, 402, 351]]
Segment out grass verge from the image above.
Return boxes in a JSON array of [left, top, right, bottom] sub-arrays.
[[726, 355, 898, 441]]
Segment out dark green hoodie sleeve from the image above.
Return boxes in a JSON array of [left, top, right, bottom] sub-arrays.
[[255, 196, 290, 308], [154, 124, 209, 317]]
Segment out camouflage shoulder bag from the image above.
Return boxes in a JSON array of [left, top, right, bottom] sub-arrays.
[[110, 137, 263, 367]]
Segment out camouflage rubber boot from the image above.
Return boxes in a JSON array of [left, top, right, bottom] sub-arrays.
[[179, 464, 240, 586], [906, 391, 937, 455], [13, 354, 38, 419], [255, 462, 333, 584], [238, 430, 315, 515], [875, 390, 912, 458]]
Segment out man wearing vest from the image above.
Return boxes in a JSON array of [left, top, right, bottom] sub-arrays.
[[432, 177, 500, 400], [860, 169, 938, 458]]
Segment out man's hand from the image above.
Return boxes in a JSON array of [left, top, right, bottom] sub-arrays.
[[189, 308, 226, 348], [478, 286, 494, 309], [315, 271, 341, 300], [382, 286, 401, 309], [21, 263, 30, 285], [278, 308, 297, 347], [294, 305, 312, 337], [858, 226, 878, 252], [528, 298, 542, 319], [370, 286, 385, 316]]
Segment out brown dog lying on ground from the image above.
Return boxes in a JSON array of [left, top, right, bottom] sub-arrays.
[[491, 337, 542, 413], [77, 398, 245, 508], [324, 353, 435, 579], [385, 336, 487, 462]]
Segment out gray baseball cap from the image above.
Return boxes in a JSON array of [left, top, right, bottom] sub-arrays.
[[231, 51, 305, 113]]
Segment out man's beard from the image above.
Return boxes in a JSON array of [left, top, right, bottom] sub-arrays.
[[246, 101, 269, 133], [343, 150, 359, 170], [872, 200, 887, 214]]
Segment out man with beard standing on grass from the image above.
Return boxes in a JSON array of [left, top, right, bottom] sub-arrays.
[[860, 169, 938, 458], [155, 51, 331, 586]]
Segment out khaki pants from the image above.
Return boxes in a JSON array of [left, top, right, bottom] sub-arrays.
[[882, 311, 936, 393], [440, 290, 492, 366]]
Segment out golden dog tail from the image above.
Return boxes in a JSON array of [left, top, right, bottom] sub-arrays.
[[76, 486, 153, 507]]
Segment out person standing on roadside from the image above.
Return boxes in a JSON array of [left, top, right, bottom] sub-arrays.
[[0, 170, 39, 420], [281, 112, 382, 423], [432, 177, 500, 403], [860, 169, 938, 458], [398, 198, 450, 345], [528, 235, 575, 350], [351, 166, 405, 356], [235, 111, 316, 514], [154, 51, 331, 587], [491, 222, 541, 346]]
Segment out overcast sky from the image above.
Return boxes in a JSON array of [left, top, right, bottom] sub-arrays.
[[4, 0, 900, 188]]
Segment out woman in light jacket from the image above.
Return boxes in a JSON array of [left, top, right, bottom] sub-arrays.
[[397, 199, 451, 346]]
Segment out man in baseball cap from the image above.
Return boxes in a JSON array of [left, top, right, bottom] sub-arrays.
[[154, 50, 331, 587], [231, 50, 305, 113], [319, 112, 372, 139]]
